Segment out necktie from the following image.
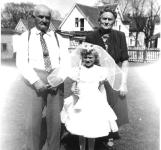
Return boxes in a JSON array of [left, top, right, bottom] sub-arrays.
[[40, 32, 52, 72]]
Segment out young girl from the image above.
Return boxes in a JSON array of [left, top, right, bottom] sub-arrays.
[[61, 42, 122, 150]]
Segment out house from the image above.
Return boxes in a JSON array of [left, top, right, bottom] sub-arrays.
[[150, 32, 160, 48], [1, 28, 21, 60], [2, 18, 62, 57], [15, 18, 62, 33], [59, 3, 130, 45], [15, 18, 35, 33], [128, 32, 146, 48], [150, 15, 160, 48]]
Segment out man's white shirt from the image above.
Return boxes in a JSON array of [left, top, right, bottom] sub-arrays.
[[16, 27, 70, 84]]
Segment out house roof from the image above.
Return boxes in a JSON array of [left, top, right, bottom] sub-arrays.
[[57, 29, 93, 37], [17, 18, 35, 30], [60, 3, 125, 29], [16, 18, 61, 31], [76, 4, 100, 28], [150, 32, 160, 40], [51, 19, 62, 29], [1, 28, 21, 35]]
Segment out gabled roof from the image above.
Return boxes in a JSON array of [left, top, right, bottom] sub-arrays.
[[51, 19, 62, 29], [16, 18, 62, 31], [150, 32, 160, 40], [60, 3, 125, 29], [76, 4, 100, 28], [16, 18, 35, 31], [20, 19, 28, 28]]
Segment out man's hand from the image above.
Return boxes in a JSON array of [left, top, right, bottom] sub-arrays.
[[33, 80, 48, 95], [46, 84, 58, 93], [47, 77, 63, 88]]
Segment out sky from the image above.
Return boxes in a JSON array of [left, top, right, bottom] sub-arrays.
[[1, 0, 98, 17]]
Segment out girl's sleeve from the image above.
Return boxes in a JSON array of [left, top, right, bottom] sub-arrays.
[[99, 67, 110, 81]]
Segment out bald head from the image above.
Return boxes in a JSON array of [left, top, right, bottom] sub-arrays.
[[33, 4, 51, 33], [33, 4, 51, 17]]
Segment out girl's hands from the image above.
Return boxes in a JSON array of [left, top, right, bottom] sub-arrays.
[[98, 80, 106, 91], [71, 82, 80, 96], [71, 82, 80, 105]]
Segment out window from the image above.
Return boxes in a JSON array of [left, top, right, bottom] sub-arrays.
[[80, 18, 84, 31], [1, 43, 7, 51], [75, 18, 79, 27]]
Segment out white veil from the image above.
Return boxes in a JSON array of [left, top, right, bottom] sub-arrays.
[[47, 42, 123, 90], [69, 42, 123, 91]]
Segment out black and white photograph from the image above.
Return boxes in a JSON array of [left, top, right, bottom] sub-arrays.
[[0, 0, 161, 150]]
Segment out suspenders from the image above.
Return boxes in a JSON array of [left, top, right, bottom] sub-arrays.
[[54, 31, 61, 64], [27, 30, 31, 63]]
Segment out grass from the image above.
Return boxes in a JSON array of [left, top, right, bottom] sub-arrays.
[[114, 62, 160, 150], [0, 62, 160, 150]]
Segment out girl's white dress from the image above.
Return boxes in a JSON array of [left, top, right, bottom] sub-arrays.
[[61, 65, 118, 138]]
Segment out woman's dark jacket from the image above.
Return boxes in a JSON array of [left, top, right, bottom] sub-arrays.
[[85, 28, 129, 64]]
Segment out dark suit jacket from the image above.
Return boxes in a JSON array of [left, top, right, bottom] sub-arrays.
[[85, 29, 129, 64]]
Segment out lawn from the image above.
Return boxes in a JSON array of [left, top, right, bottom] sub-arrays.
[[0, 62, 160, 150], [114, 62, 160, 150]]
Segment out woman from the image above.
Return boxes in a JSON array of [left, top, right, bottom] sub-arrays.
[[85, 6, 129, 148]]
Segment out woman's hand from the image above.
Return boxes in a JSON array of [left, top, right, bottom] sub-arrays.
[[120, 60, 128, 97], [119, 83, 128, 97]]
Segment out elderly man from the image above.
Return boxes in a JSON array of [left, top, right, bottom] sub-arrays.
[[16, 4, 69, 150]]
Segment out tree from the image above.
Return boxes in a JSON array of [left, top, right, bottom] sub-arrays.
[[94, 0, 132, 15], [124, 0, 160, 47], [94, 0, 118, 6], [143, 0, 160, 47], [118, 0, 132, 15], [129, 0, 148, 47], [51, 10, 62, 20], [1, 2, 35, 29], [1, 2, 63, 29]]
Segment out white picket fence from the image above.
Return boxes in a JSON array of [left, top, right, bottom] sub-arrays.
[[128, 48, 160, 62], [69, 39, 160, 62]]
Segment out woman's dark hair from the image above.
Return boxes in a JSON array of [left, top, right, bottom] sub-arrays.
[[80, 49, 100, 66], [98, 7, 117, 21]]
